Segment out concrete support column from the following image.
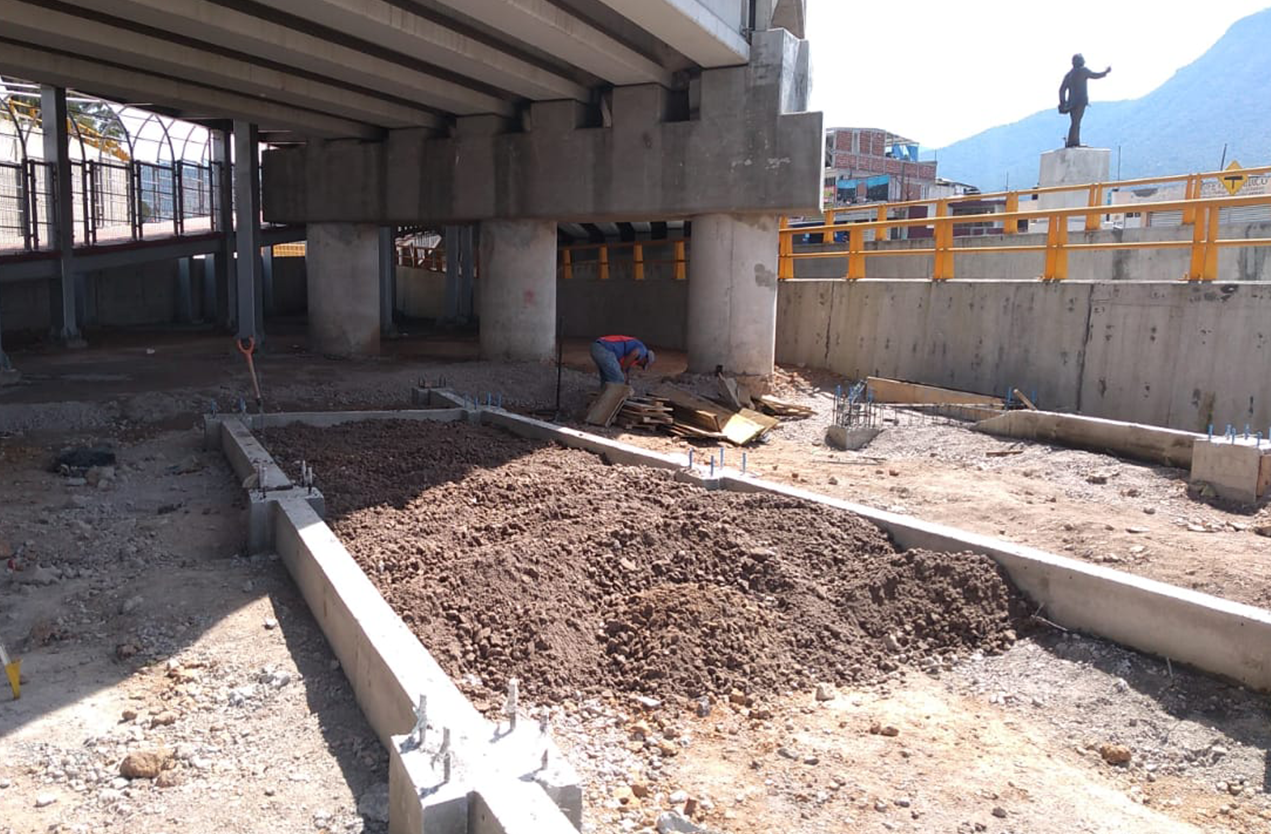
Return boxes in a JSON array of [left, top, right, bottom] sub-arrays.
[[232, 121, 262, 341], [443, 225, 461, 322], [211, 130, 235, 328], [0, 303, 17, 385], [306, 223, 380, 356], [686, 213, 780, 377], [459, 225, 475, 322], [378, 226, 396, 335], [478, 219, 556, 361], [41, 85, 82, 344], [202, 254, 218, 323], [261, 245, 275, 316], [175, 257, 194, 324]]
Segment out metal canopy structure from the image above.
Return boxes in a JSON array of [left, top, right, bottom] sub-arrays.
[[0, 0, 755, 141]]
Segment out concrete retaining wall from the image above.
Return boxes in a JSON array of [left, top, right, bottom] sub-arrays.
[[776, 279, 1271, 432], [557, 246, 688, 350], [793, 221, 1271, 283]]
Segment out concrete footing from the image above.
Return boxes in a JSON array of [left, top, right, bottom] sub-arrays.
[[479, 219, 557, 362], [686, 213, 780, 377], [1190, 436, 1271, 503], [307, 223, 381, 357], [976, 410, 1201, 468]]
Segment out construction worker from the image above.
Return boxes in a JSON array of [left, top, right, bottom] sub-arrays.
[[591, 335, 654, 385]]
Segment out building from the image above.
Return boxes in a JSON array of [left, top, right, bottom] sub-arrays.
[[823, 127, 938, 208]]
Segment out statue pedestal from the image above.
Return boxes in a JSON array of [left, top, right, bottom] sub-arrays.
[[1036, 147, 1111, 231]]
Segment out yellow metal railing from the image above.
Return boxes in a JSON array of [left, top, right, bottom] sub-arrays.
[[558, 239, 687, 282], [782, 176, 1271, 283]]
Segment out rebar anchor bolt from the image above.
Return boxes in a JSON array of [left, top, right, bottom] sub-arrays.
[[504, 678, 519, 731], [409, 694, 428, 748]]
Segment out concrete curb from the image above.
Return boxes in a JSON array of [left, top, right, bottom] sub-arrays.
[[477, 406, 1271, 692], [211, 413, 583, 834]]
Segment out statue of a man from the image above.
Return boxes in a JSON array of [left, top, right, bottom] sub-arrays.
[[1058, 54, 1111, 148]]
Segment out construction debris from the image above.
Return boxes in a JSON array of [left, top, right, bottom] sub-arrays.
[[615, 396, 674, 432], [585, 383, 632, 427]]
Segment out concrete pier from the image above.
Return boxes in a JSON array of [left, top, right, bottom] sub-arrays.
[[686, 213, 780, 376], [478, 219, 557, 362], [307, 223, 381, 357]]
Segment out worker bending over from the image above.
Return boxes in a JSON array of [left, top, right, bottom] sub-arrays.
[[591, 335, 655, 385]]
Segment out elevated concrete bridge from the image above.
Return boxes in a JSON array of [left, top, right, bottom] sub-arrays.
[[0, 0, 821, 374]]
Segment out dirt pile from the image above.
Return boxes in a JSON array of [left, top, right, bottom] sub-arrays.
[[262, 420, 1028, 704]]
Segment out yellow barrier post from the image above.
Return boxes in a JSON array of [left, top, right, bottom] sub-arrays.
[[598, 245, 609, 281], [561, 248, 572, 281], [674, 240, 687, 281], [1041, 216, 1069, 281], [1085, 184, 1103, 232], [875, 205, 888, 242], [778, 218, 794, 280], [846, 226, 865, 280], [931, 200, 953, 280], [1181, 175, 1198, 226], [1004, 192, 1019, 235], [632, 244, 644, 281]]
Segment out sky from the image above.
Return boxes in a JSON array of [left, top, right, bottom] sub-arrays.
[[806, 0, 1271, 150]]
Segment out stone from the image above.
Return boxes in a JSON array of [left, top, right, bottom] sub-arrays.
[[1254, 525, 1271, 538], [16, 565, 58, 586], [357, 782, 390, 823], [1099, 743, 1132, 766], [35, 792, 57, 808], [814, 683, 835, 702], [992, 806, 1007, 818], [1087, 472, 1110, 485], [121, 709, 138, 722], [85, 466, 116, 487], [694, 697, 712, 718], [263, 617, 278, 630], [869, 722, 900, 737], [115, 643, 139, 660], [777, 747, 800, 761], [874, 800, 887, 812], [150, 711, 177, 727], [656, 811, 710, 834], [155, 770, 180, 789], [118, 594, 143, 615], [728, 691, 750, 707], [614, 785, 636, 805], [670, 789, 688, 804], [119, 749, 172, 779], [630, 780, 650, 799], [0, 777, 10, 788]]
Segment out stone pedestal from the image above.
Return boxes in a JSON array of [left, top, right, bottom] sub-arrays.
[[1037, 147, 1111, 231], [1191, 436, 1271, 504], [306, 223, 381, 357], [478, 219, 557, 362], [686, 213, 780, 377]]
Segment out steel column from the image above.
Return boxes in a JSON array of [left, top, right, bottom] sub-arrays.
[[40, 85, 82, 343], [232, 120, 261, 341], [378, 226, 396, 335]]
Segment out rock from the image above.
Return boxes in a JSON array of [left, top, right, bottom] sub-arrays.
[[633, 694, 661, 709], [150, 711, 177, 727], [15, 565, 58, 586], [728, 691, 750, 707], [119, 595, 143, 615], [115, 643, 140, 660], [1099, 743, 1133, 766], [1126, 526, 1149, 534], [155, 770, 180, 789], [992, 806, 1007, 818], [694, 697, 712, 718], [85, 466, 116, 487], [814, 683, 835, 702], [630, 780, 650, 799], [873, 800, 887, 812], [827, 476, 839, 486], [357, 782, 390, 823], [242, 580, 254, 593], [35, 792, 57, 808], [55, 446, 115, 472], [119, 749, 172, 779], [656, 811, 711, 834], [614, 785, 636, 805], [121, 708, 138, 722], [0, 777, 10, 788], [263, 617, 278, 630], [869, 722, 900, 737], [1253, 525, 1271, 538], [777, 747, 800, 761], [1087, 472, 1110, 485], [670, 789, 688, 804]]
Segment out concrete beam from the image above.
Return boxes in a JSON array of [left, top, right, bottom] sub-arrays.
[[234, 122, 262, 341], [592, 0, 749, 67], [64, 0, 513, 118], [254, 0, 588, 102], [430, 0, 673, 86], [0, 0, 441, 131], [0, 40, 376, 139]]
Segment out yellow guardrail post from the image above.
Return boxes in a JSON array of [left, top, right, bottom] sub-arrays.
[[1085, 184, 1103, 232], [875, 205, 888, 242], [1041, 214, 1069, 281], [1004, 192, 1019, 235], [632, 243, 644, 281], [846, 226, 865, 280], [598, 245, 609, 281], [931, 199, 953, 280], [674, 239, 687, 281], [1204, 203, 1220, 281], [561, 248, 572, 281], [778, 218, 794, 280], [1181, 175, 1198, 226]]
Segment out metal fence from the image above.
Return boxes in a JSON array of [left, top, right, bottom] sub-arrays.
[[0, 160, 54, 254], [0, 159, 222, 254]]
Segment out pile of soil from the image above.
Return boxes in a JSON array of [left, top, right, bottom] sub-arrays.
[[261, 420, 1028, 704]]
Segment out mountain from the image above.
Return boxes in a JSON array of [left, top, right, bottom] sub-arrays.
[[933, 8, 1271, 191]]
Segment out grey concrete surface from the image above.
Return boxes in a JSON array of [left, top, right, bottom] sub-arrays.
[[261, 29, 821, 224], [306, 223, 381, 357], [687, 213, 780, 375], [1038, 147, 1111, 230], [558, 262, 688, 350], [1190, 436, 1271, 503], [975, 410, 1201, 468], [479, 219, 558, 362], [776, 279, 1271, 432]]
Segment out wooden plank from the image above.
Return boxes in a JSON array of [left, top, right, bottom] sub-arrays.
[[585, 383, 632, 427], [754, 394, 814, 417], [716, 376, 752, 411], [721, 411, 773, 446], [655, 384, 736, 432], [867, 376, 1005, 408], [1012, 388, 1038, 410]]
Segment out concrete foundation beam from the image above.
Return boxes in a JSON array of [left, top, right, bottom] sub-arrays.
[[479, 220, 557, 362], [307, 223, 381, 357], [1190, 436, 1271, 503], [686, 213, 780, 376], [976, 410, 1201, 468]]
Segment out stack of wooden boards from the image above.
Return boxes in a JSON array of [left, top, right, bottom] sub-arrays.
[[584, 377, 812, 447]]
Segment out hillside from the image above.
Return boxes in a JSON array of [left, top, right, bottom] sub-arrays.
[[934, 8, 1271, 190]]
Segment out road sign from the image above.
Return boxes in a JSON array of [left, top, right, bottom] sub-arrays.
[[1221, 160, 1246, 196]]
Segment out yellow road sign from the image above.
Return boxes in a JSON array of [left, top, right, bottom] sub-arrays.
[[1221, 160, 1246, 196]]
